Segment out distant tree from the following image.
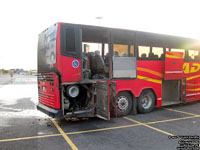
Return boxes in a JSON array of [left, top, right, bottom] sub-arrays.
[[2, 69, 8, 74]]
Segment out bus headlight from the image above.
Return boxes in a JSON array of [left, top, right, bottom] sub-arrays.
[[67, 85, 79, 98]]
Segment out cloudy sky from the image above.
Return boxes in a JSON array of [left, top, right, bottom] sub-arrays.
[[0, 0, 200, 70]]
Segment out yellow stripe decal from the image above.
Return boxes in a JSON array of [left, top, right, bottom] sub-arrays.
[[186, 88, 200, 91], [186, 83, 200, 86], [187, 75, 200, 81], [137, 75, 162, 84], [137, 67, 163, 78], [166, 54, 182, 59]]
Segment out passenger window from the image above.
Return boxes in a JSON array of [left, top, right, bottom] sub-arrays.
[[113, 44, 128, 57], [152, 47, 164, 59], [82, 42, 102, 55], [65, 29, 75, 51], [130, 45, 134, 57], [188, 50, 200, 61], [61, 27, 82, 59], [104, 44, 109, 56], [138, 46, 150, 59]]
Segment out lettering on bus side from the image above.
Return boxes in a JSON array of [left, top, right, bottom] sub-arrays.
[[183, 63, 200, 74]]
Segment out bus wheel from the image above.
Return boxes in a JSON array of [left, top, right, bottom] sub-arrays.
[[116, 92, 133, 117], [137, 90, 155, 113]]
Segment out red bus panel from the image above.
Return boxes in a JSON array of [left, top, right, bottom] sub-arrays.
[[164, 51, 183, 80], [38, 73, 60, 109]]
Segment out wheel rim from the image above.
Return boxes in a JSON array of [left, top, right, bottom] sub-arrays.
[[141, 94, 152, 109], [117, 96, 129, 112]]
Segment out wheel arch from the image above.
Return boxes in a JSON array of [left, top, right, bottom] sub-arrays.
[[117, 90, 135, 99]]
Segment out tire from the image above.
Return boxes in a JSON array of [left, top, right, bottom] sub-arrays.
[[137, 90, 155, 114], [116, 92, 133, 117]]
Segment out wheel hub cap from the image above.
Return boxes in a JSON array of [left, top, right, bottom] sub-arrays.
[[141, 95, 152, 109], [117, 96, 129, 112]]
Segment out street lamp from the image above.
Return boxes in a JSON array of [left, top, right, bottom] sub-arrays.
[[96, 17, 103, 25], [95, 17, 103, 51]]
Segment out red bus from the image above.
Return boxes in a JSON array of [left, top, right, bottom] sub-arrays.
[[37, 22, 200, 120]]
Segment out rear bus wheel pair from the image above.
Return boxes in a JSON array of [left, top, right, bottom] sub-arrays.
[[116, 90, 155, 117]]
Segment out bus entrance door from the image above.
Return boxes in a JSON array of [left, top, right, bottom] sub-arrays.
[[164, 51, 184, 80], [95, 81, 116, 120]]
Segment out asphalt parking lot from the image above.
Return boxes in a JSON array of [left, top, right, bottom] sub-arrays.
[[0, 75, 200, 150]]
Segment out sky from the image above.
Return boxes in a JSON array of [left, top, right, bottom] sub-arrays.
[[0, 0, 200, 70]]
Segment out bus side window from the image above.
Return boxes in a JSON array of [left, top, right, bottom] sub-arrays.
[[129, 45, 134, 57], [61, 28, 81, 59], [152, 47, 164, 60], [65, 29, 75, 52], [194, 50, 200, 60], [187, 50, 200, 61], [113, 44, 128, 57], [138, 46, 150, 59]]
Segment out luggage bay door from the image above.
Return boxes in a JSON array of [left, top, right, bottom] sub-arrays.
[[95, 81, 116, 120], [164, 51, 184, 80]]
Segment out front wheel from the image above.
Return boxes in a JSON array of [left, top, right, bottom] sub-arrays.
[[137, 90, 155, 113], [116, 92, 133, 117]]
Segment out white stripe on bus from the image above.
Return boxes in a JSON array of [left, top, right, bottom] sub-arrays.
[[165, 71, 183, 74], [186, 93, 200, 96]]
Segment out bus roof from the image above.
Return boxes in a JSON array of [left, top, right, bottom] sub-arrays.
[[59, 22, 200, 50]]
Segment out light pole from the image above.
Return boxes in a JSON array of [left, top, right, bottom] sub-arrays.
[[96, 17, 103, 51], [96, 17, 103, 26]]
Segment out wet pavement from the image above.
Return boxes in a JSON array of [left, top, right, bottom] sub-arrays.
[[0, 75, 200, 150]]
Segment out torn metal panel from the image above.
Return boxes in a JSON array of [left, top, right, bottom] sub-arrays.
[[95, 81, 110, 120]]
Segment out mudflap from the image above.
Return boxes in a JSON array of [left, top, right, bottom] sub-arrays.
[[95, 81, 116, 120], [182, 77, 186, 104], [130, 97, 137, 115]]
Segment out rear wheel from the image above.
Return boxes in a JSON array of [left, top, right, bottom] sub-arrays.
[[116, 92, 133, 117], [137, 90, 155, 113]]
